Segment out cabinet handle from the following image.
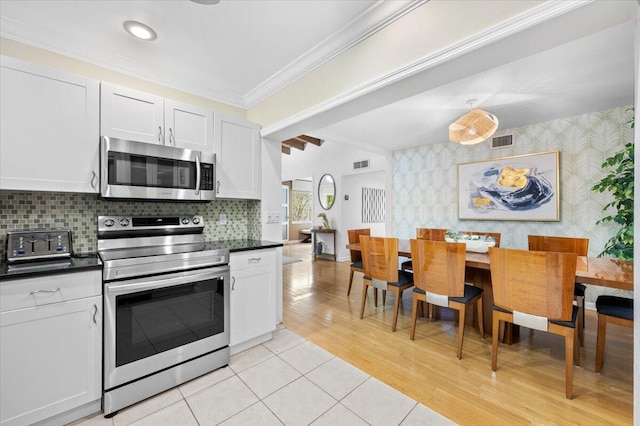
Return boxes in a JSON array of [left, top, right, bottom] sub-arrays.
[[158, 126, 164, 143], [29, 287, 60, 296], [91, 170, 98, 190], [248, 257, 261, 264], [92, 304, 98, 324], [169, 128, 174, 145], [216, 180, 220, 194], [231, 276, 236, 290]]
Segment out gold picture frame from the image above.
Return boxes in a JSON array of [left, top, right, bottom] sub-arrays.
[[457, 151, 560, 221]]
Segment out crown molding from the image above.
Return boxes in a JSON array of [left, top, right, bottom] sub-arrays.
[[243, 0, 425, 108], [260, 0, 592, 139]]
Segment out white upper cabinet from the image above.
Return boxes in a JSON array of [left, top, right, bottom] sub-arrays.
[[0, 56, 100, 193], [164, 99, 214, 152], [214, 113, 261, 199], [101, 83, 214, 153], [100, 83, 164, 144]]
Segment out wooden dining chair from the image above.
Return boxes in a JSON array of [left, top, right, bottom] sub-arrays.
[[347, 228, 370, 296], [409, 239, 484, 359], [595, 295, 633, 373], [359, 235, 414, 332], [528, 235, 588, 345], [401, 228, 447, 272], [489, 247, 579, 399]]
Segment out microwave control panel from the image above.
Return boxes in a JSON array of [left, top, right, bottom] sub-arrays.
[[200, 163, 214, 190]]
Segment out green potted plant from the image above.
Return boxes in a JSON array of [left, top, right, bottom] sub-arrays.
[[591, 109, 634, 259]]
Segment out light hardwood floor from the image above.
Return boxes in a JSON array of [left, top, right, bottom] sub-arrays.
[[282, 243, 634, 425]]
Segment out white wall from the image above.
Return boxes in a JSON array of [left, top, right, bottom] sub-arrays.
[[282, 140, 390, 261], [342, 171, 386, 237]]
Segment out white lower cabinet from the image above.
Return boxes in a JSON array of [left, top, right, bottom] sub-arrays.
[[230, 249, 277, 354], [0, 271, 102, 426]]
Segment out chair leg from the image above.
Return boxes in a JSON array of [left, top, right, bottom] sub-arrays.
[[595, 313, 607, 373], [391, 288, 401, 332], [347, 269, 355, 296], [373, 288, 378, 307], [573, 324, 580, 367], [564, 330, 574, 399], [359, 282, 368, 319], [476, 295, 484, 338], [576, 295, 584, 346], [410, 294, 419, 340], [491, 312, 500, 371], [382, 289, 387, 306], [456, 303, 466, 359]]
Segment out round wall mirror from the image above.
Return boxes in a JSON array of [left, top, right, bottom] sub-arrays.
[[318, 174, 335, 210]]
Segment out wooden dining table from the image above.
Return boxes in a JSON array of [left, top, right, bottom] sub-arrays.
[[347, 240, 634, 339]]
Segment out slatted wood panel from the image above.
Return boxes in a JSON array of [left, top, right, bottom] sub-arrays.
[[360, 236, 398, 283], [416, 228, 447, 240], [281, 243, 633, 424], [347, 228, 370, 263]]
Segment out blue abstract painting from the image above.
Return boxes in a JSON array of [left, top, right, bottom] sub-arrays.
[[457, 151, 559, 221]]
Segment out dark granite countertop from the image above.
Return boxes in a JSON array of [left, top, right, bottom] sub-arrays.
[[220, 239, 283, 253], [0, 254, 103, 281], [0, 241, 282, 281]]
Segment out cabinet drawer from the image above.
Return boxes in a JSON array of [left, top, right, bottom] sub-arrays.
[[230, 249, 276, 271], [0, 270, 101, 313]]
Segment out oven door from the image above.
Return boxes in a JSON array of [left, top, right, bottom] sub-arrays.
[[100, 136, 215, 201], [103, 265, 229, 391]]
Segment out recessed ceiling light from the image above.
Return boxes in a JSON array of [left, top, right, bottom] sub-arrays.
[[123, 21, 157, 41]]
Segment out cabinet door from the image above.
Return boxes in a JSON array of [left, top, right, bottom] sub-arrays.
[[0, 56, 100, 193], [165, 99, 214, 153], [100, 82, 164, 144], [230, 264, 276, 347], [214, 113, 262, 199], [0, 296, 101, 426]]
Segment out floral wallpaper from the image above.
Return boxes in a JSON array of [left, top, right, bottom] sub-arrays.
[[392, 106, 634, 302]]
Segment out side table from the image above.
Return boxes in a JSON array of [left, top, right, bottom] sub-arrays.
[[310, 228, 337, 261]]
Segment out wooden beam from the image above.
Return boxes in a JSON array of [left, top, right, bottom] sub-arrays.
[[281, 145, 291, 155], [282, 138, 306, 151], [296, 135, 323, 146]]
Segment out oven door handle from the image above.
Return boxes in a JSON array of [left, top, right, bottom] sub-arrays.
[[107, 270, 226, 295]]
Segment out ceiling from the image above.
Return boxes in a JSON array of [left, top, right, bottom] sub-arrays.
[[311, 19, 635, 152], [0, 0, 412, 108], [0, 1, 635, 153]]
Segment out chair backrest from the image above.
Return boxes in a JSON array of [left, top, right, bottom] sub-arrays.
[[360, 235, 399, 283], [527, 235, 588, 256], [460, 231, 501, 247], [410, 239, 465, 297], [348, 228, 370, 262], [489, 247, 577, 321], [416, 228, 447, 241]]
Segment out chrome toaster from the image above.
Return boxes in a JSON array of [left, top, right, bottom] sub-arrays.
[[6, 228, 72, 263]]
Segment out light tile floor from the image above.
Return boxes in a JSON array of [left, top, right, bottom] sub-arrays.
[[71, 327, 455, 426]]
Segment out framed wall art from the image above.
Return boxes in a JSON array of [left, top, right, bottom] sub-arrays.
[[457, 151, 559, 221]]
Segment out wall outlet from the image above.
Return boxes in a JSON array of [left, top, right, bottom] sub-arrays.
[[266, 211, 280, 224], [219, 213, 227, 225]]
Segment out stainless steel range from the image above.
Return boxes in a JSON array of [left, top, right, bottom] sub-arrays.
[[97, 215, 229, 417]]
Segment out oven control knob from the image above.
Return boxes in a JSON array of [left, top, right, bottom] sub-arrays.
[[104, 219, 115, 227], [182, 217, 190, 225], [119, 218, 130, 227], [192, 217, 200, 225]]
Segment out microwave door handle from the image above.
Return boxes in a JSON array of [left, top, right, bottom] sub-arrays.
[[195, 154, 201, 196]]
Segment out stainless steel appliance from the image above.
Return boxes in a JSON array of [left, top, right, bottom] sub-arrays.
[[100, 137, 216, 201], [98, 215, 229, 417], [5, 228, 72, 263]]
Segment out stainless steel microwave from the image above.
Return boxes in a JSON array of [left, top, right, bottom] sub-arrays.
[[100, 137, 215, 202]]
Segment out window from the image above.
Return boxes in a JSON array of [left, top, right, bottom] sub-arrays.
[[291, 191, 312, 223]]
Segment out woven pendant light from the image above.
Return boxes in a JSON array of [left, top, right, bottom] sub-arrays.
[[449, 108, 499, 145]]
